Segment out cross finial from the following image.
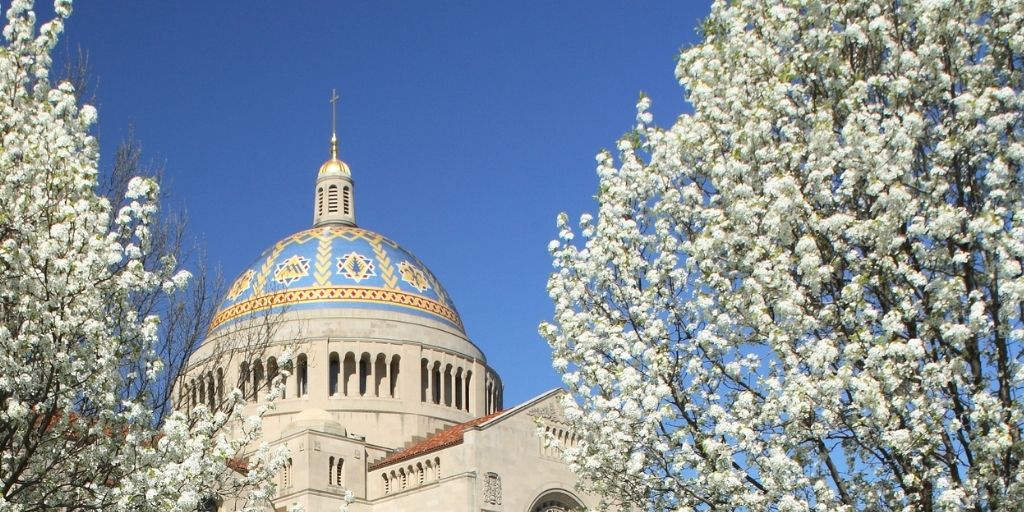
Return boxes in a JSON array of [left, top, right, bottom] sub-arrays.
[[329, 88, 340, 158]]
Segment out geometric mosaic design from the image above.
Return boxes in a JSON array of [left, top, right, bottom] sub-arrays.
[[273, 255, 310, 285], [212, 225, 463, 333], [227, 269, 254, 300], [337, 251, 376, 283], [398, 261, 431, 293]]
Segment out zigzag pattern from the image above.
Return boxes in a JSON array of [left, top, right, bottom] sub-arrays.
[[371, 236, 398, 289], [314, 235, 333, 285], [253, 240, 287, 295]]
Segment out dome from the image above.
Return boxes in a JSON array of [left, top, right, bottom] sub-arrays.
[[318, 156, 351, 177], [210, 224, 463, 333], [285, 408, 346, 436]]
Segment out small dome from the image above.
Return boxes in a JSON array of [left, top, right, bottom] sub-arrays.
[[211, 225, 463, 333], [318, 157, 351, 177], [294, 408, 335, 422], [285, 408, 346, 436]]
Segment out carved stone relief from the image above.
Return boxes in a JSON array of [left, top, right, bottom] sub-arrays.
[[527, 402, 567, 424], [483, 471, 501, 506]]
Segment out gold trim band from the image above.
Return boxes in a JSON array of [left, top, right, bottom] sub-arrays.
[[210, 285, 463, 331]]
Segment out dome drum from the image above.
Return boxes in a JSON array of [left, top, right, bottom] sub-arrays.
[[181, 336, 499, 448]]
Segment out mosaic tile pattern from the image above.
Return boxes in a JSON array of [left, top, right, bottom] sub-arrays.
[[211, 225, 462, 332]]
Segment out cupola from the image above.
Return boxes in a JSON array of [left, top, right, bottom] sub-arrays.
[[313, 90, 355, 226]]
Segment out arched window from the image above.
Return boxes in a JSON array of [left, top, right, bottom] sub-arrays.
[[343, 353, 356, 396], [374, 354, 387, 397], [420, 359, 429, 402], [335, 457, 344, 486], [283, 457, 292, 489], [317, 187, 324, 217], [267, 357, 279, 398], [216, 368, 224, 407], [399, 468, 407, 490], [327, 185, 339, 213], [238, 362, 249, 400], [464, 370, 472, 412], [359, 353, 371, 396], [329, 352, 340, 396], [296, 354, 308, 397], [454, 368, 463, 410], [431, 363, 441, 404], [329, 456, 335, 485], [416, 462, 424, 485], [389, 355, 401, 398], [443, 365, 454, 407], [198, 377, 206, 407], [343, 186, 350, 215], [382, 473, 390, 495], [252, 360, 264, 402], [207, 374, 215, 409]]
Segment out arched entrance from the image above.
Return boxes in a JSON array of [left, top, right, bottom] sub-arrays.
[[529, 489, 584, 512]]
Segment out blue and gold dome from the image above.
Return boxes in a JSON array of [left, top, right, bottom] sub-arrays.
[[211, 225, 463, 332], [211, 101, 462, 333]]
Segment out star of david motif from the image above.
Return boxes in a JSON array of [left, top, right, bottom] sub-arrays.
[[337, 251, 376, 283], [398, 261, 431, 293], [273, 255, 310, 286], [227, 270, 254, 300]]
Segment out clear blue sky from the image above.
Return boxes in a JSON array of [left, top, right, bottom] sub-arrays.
[[57, 2, 709, 407]]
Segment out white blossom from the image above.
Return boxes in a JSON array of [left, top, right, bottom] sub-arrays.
[[543, 1, 1024, 510], [0, 2, 284, 510]]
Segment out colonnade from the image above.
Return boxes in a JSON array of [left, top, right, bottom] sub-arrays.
[[419, 359, 472, 411], [328, 351, 401, 398], [180, 343, 503, 418], [380, 456, 441, 496]]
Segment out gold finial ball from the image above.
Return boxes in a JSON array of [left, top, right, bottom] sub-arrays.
[[319, 157, 351, 176]]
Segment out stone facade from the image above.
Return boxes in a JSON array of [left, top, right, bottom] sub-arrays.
[[180, 133, 594, 511]]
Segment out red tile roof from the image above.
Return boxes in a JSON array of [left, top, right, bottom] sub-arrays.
[[370, 411, 506, 469], [227, 457, 249, 475]]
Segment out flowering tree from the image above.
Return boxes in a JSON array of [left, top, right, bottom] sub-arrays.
[[0, 1, 285, 510], [543, 0, 1023, 510]]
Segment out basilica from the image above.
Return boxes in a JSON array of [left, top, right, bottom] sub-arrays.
[[180, 119, 594, 511]]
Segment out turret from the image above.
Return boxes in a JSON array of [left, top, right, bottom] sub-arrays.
[[313, 89, 355, 226]]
